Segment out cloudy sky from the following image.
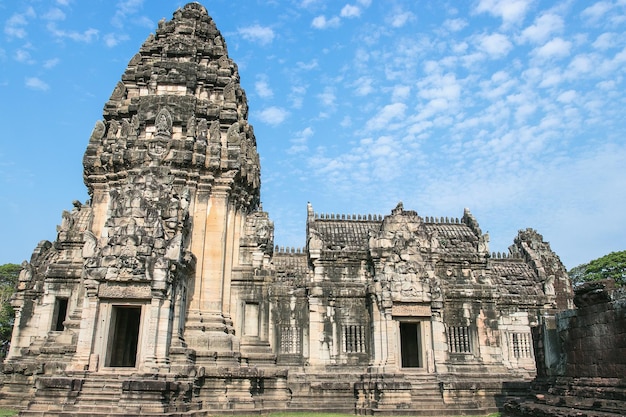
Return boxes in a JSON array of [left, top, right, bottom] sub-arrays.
[[1, 0, 625, 269]]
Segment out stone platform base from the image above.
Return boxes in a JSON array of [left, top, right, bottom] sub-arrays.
[[503, 377, 626, 417]]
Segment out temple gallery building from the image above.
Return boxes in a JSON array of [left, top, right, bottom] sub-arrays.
[[0, 3, 573, 416]]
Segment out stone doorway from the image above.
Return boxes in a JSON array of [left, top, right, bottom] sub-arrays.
[[399, 322, 423, 368], [52, 298, 68, 331], [106, 305, 141, 367]]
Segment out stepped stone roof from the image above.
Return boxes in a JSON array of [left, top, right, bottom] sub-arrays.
[[309, 217, 383, 253], [83, 2, 260, 207]]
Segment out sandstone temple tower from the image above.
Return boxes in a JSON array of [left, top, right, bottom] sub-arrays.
[[0, 4, 573, 416]]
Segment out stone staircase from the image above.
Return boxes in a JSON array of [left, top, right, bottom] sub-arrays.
[[284, 369, 360, 413], [17, 373, 200, 417]]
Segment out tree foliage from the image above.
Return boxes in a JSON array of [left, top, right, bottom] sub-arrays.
[[0, 263, 20, 358], [569, 250, 626, 287]]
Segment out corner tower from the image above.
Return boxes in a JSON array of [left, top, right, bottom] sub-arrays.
[[82, 2, 262, 367], [7, 3, 264, 375]]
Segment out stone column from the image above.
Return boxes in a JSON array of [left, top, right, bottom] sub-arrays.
[[69, 284, 99, 371], [200, 182, 229, 316], [143, 298, 157, 371], [188, 182, 211, 313], [90, 184, 110, 240], [220, 201, 238, 325], [307, 289, 322, 365], [370, 296, 392, 368], [185, 177, 241, 359], [154, 297, 172, 369]]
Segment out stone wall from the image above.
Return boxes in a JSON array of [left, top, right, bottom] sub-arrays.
[[505, 280, 626, 417], [560, 281, 626, 378]]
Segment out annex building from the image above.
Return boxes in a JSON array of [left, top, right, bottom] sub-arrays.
[[0, 3, 573, 416]]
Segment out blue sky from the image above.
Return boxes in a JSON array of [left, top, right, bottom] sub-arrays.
[[1, 0, 625, 269]]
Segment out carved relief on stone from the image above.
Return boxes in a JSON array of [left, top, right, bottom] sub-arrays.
[[128, 53, 142, 66], [107, 120, 120, 138], [110, 81, 126, 101], [226, 122, 240, 144], [149, 108, 172, 163], [218, 55, 230, 69], [224, 80, 236, 102], [89, 120, 106, 143], [130, 114, 140, 137], [187, 116, 196, 138], [155, 107, 173, 137], [370, 208, 434, 304], [17, 261, 34, 291], [197, 118, 208, 141], [83, 231, 97, 258], [209, 120, 220, 144], [206, 120, 221, 167], [120, 119, 131, 138], [88, 171, 192, 285]]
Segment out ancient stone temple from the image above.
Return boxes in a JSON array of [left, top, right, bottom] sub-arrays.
[[0, 3, 574, 416]]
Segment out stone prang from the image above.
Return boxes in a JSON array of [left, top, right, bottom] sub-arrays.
[[1, 4, 577, 416]]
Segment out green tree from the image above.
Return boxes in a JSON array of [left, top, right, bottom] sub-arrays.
[[569, 250, 626, 287], [0, 263, 21, 358]]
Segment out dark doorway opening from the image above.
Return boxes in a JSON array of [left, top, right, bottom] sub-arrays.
[[400, 322, 422, 368], [52, 298, 68, 331], [107, 306, 141, 367]]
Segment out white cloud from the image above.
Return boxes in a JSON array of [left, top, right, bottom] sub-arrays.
[[341, 5, 361, 18], [519, 13, 564, 44], [238, 25, 275, 45], [475, 0, 533, 26], [365, 103, 407, 131], [581, 1, 613, 23], [4, 7, 36, 39], [288, 127, 314, 154], [317, 87, 336, 107], [47, 23, 98, 42], [593, 32, 617, 50], [42, 8, 66, 21], [391, 85, 411, 101], [475, 33, 513, 58], [56, 0, 70, 5], [418, 73, 461, 102], [533, 37, 572, 60], [389, 11, 415, 28], [25, 77, 49, 91], [112, 0, 144, 27], [256, 106, 289, 125], [566, 54, 594, 78], [104, 33, 129, 47], [479, 71, 517, 100], [444, 18, 468, 32], [134, 16, 155, 29], [353, 76, 374, 96], [297, 60, 318, 71], [15, 49, 33, 64], [301, 0, 322, 9], [312, 15, 341, 29], [289, 84, 307, 109], [255, 76, 273, 99], [43, 58, 60, 69], [557, 90, 577, 103]]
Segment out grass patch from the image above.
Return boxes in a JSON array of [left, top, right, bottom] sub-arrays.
[[228, 413, 500, 417], [0, 410, 17, 417]]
